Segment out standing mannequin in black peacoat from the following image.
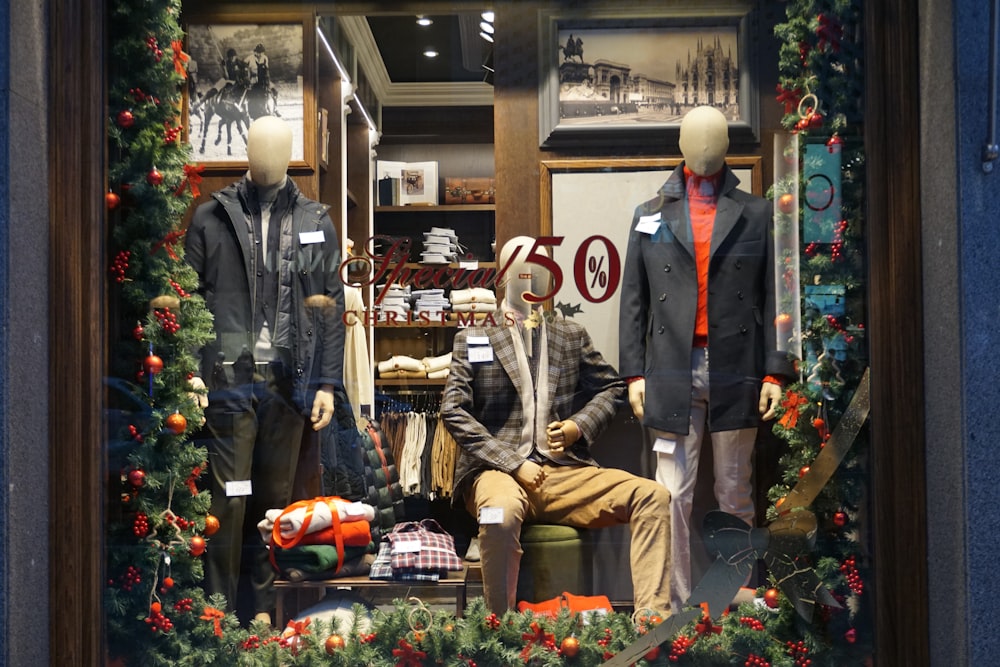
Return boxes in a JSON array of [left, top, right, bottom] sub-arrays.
[[618, 106, 795, 611]]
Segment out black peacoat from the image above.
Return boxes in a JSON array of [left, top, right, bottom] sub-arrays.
[[618, 163, 795, 435]]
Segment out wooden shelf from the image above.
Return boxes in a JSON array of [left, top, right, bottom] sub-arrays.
[[375, 378, 448, 386], [375, 204, 495, 213]]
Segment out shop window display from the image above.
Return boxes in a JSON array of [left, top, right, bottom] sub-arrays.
[[103, 1, 871, 665]]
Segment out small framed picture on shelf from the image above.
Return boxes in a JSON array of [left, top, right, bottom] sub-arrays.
[[399, 161, 439, 205]]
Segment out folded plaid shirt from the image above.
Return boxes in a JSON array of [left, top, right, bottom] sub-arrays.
[[369, 539, 440, 582], [387, 518, 464, 574]]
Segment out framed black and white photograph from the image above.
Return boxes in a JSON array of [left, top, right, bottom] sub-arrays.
[[183, 13, 316, 169], [538, 4, 758, 148]]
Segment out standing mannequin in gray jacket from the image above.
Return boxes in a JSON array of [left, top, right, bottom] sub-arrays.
[[186, 116, 345, 624], [618, 107, 794, 611]]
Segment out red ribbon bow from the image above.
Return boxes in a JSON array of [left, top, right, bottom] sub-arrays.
[[174, 163, 205, 199], [779, 391, 809, 429], [200, 607, 225, 637], [520, 621, 556, 662], [392, 638, 427, 667], [287, 618, 311, 636], [816, 14, 843, 53], [775, 83, 802, 115], [694, 612, 723, 638], [150, 230, 186, 261], [171, 40, 190, 78]]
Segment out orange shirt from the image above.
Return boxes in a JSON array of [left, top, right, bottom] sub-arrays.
[[684, 166, 723, 346]]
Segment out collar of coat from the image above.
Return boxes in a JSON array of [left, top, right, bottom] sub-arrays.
[[658, 161, 742, 202]]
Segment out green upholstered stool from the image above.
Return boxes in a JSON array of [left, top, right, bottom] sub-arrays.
[[516, 524, 589, 603]]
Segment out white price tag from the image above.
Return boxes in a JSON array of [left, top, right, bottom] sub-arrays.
[[652, 437, 676, 455], [479, 507, 504, 524], [299, 230, 325, 245], [468, 345, 494, 363], [459, 260, 479, 270], [636, 214, 662, 235], [467, 335, 490, 344], [225, 480, 253, 497], [392, 539, 422, 554]]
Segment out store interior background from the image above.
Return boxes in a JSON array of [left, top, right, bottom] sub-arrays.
[[1, 0, 997, 665]]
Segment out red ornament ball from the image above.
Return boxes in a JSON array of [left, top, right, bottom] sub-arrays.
[[560, 636, 580, 658], [834, 511, 848, 527], [764, 587, 781, 609], [147, 167, 164, 187], [162, 576, 174, 589], [127, 469, 146, 488], [116, 109, 135, 128], [325, 634, 346, 654], [106, 191, 121, 210], [132, 324, 145, 341], [189, 535, 207, 557], [644, 646, 661, 661], [204, 514, 220, 536], [143, 354, 164, 375], [777, 192, 796, 215], [799, 465, 811, 478], [165, 412, 187, 435]]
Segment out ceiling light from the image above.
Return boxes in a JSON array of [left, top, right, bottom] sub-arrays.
[[416, 16, 433, 26], [481, 10, 495, 23], [479, 31, 494, 43], [423, 48, 439, 58], [479, 21, 494, 35]]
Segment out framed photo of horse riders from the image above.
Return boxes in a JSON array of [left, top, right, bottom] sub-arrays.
[[182, 11, 317, 170], [537, 3, 759, 149]]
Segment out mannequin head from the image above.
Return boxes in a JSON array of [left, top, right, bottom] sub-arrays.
[[678, 106, 729, 176], [247, 116, 292, 187], [499, 236, 551, 316]]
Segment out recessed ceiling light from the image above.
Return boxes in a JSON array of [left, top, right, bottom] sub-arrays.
[[416, 16, 433, 26], [481, 10, 495, 23], [423, 48, 439, 58], [479, 21, 494, 35]]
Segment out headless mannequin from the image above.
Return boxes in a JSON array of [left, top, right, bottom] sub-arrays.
[[498, 237, 581, 490], [627, 108, 781, 421]]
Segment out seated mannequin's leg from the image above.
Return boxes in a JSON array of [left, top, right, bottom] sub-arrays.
[[465, 470, 529, 612], [534, 464, 672, 614]]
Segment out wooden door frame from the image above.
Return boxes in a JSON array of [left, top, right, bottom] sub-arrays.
[[46, 0, 928, 664]]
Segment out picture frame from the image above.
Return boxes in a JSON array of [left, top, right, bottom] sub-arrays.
[[538, 3, 758, 149], [540, 156, 762, 367], [397, 161, 439, 206], [182, 12, 316, 170]]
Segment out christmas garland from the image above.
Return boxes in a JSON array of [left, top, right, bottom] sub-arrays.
[[104, 0, 871, 664]]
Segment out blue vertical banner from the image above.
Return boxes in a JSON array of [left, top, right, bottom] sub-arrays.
[[802, 141, 843, 243]]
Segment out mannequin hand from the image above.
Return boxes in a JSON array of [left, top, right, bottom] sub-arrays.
[[513, 461, 546, 491], [545, 419, 580, 452], [311, 385, 335, 431], [188, 376, 208, 426], [759, 382, 783, 421], [628, 380, 646, 420]]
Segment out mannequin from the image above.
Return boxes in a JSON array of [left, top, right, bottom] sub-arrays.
[[186, 116, 345, 625], [618, 106, 793, 611], [442, 236, 672, 614]]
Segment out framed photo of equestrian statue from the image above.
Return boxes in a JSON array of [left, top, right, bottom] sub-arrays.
[[537, 4, 759, 148], [183, 12, 316, 170]]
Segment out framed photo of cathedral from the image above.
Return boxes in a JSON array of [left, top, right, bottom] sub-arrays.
[[538, 5, 759, 148]]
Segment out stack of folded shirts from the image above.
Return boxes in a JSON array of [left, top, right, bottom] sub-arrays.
[[421, 352, 452, 380], [412, 288, 450, 318], [449, 287, 497, 313], [421, 228, 459, 264], [377, 284, 411, 322], [377, 355, 427, 379]]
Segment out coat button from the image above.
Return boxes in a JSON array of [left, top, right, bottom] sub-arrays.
[[663, 264, 671, 272], [737, 290, 744, 300], [658, 293, 667, 301], [735, 259, 743, 269], [658, 325, 665, 334], [306, 329, 313, 336], [740, 325, 748, 334]]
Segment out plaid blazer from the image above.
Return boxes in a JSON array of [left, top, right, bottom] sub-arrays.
[[442, 317, 626, 505]]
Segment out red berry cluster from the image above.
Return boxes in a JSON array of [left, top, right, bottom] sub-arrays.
[[484, 613, 500, 630], [798, 41, 810, 65], [824, 314, 855, 344], [132, 512, 149, 537], [739, 616, 765, 631], [668, 635, 693, 662], [786, 640, 812, 666], [744, 653, 770, 667], [128, 424, 143, 442], [830, 219, 849, 262], [146, 35, 163, 61], [359, 632, 378, 644], [129, 87, 160, 105], [166, 513, 193, 531], [172, 597, 193, 613], [110, 565, 142, 591], [155, 307, 180, 334], [242, 635, 262, 650], [163, 120, 182, 145], [145, 602, 173, 633], [110, 250, 130, 283], [596, 627, 613, 650], [170, 279, 190, 298], [840, 556, 864, 595]]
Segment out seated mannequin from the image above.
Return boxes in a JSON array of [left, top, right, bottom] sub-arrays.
[[441, 236, 672, 614]]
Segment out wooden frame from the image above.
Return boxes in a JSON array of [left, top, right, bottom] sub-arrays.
[[538, 3, 758, 148], [540, 156, 761, 366], [183, 11, 316, 170]]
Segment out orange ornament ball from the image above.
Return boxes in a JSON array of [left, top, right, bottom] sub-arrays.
[[764, 587, 781, 608], [165, 412, 187, 434], [560, 636, 580, 658], [189, 535, 206, 556], [204, 514, 220, 536], [777, 192, 796, 215], [324, 634, 345, 654], [143, 354, 164, 375]]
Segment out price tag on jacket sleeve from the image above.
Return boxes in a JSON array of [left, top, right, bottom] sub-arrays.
[[479, 507, 504, 524]]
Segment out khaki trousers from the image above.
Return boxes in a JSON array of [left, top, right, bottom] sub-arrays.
[[466, 464, 671, 614]]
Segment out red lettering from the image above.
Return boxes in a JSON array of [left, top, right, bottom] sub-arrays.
[[342, 310, 360, 326]]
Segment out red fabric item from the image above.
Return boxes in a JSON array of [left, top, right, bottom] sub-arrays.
[[684, 166, 723, 345], [517, 591, 613, 617], [296, 519, 371, 548]]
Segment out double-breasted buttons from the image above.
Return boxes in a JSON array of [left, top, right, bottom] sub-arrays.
[[659, 293, 667, 302], [663, 264, 671, 272], [658, 325, 665, 334]]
